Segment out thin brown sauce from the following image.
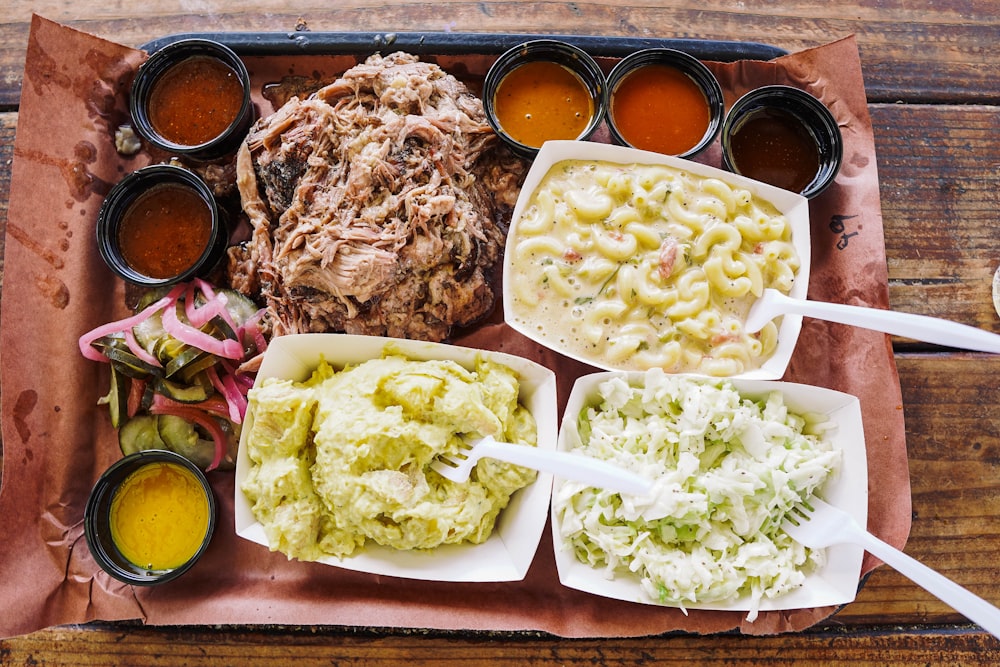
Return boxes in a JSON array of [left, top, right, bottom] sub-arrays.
[[118, 184, 212, 279], [728, 108, 820, 193], [148, 56, 244, 146]]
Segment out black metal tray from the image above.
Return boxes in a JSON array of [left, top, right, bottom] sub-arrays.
[[140, 31, 787, 62]]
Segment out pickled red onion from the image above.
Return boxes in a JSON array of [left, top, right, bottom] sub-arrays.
[[127, 378, 147, 418], [206, 365, 246, 423], [184, 281, 239, 332], [161, 297, 244, 360], [80, 280, 263, 472], [124, 328, 162, 368], [77, 285, 183, 362], [150, 393, 231, 421], [239, 316, 268, 355]]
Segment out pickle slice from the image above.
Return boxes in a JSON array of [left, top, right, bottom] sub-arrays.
[[118, 415, 167, 456], [154, 377, 210, 403], [157, 414, 216, 469], [100, 364, 130, 430]]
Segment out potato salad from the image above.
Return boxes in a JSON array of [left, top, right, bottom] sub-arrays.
[[553, 371, 841, 619], [241, 355, 537, 560]]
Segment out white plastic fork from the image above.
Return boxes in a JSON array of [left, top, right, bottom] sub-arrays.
[[746, 288, 1000, 353], [430, 435, 654, 496], [783, 496, 1000, 638]]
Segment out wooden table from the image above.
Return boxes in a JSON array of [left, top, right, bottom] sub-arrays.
[[1, 2, 998, 664]]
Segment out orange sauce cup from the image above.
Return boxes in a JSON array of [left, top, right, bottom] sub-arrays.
[[97, 164, 228, 287], [483, 40, 607, 157], [606, 49, 724, 159], [130, 38, 253, 161]]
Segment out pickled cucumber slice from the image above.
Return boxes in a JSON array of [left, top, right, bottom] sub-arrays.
[[118, 415, 167, 456], [157, 414, 216, 469], [100, 364, 130, 430]]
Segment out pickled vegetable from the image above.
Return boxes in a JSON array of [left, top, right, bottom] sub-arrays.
[[100, 364, 130, 429], [80, 279, 265, 470], [118, 415, 167, 455]]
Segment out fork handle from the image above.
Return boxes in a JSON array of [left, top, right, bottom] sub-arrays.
[[854, 529, 1000, 638], [770, 291, 1000, 353], [482, 439, 653, 496]]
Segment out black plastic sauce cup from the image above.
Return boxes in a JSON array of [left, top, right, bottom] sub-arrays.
[[97, 163, 229, 287], [84, 450, 217, 586], [606, 48, 724, 159], [721, 85, 843, 199], [130, 38, 253, 161], [483, 39, 608, 158]]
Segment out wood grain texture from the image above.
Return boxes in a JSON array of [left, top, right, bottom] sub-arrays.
[[1, 622, 998, 666], [0, 1, 999, 106], [2, 1, 1000, 664], [873, 103, 1000, 333], [832, 354, 1000, 626]]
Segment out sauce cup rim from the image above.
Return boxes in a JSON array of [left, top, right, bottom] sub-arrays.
[[96, 163, 227, 287], [84, 449, 217, 586], [483, 39, 608, 158], [605, 47, 725, 159], [721, 84, 844, 199], [129, 38, 253, 160]]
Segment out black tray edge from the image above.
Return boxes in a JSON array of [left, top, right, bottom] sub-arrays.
[[139, 31, 788, 62]]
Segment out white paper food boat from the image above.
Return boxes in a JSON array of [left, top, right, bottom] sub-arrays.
[[234, 333, 558, 583]]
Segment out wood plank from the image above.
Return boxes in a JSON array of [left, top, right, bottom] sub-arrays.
[[1, 622, 999, 666], [828, 353, 1000, 625], [3, 10, 1000, 662], [1, 1, 999, 106], [873, 103, 1000, 332]]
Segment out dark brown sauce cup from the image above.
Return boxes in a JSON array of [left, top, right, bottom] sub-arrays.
[[721, 85, 843, 199]]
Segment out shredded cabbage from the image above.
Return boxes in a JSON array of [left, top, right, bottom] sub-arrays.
[[553, 370, 841, 620]]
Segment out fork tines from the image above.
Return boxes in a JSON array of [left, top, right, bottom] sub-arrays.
[[785, 498, 816, 527]]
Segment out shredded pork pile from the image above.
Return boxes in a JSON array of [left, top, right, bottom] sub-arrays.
[[228, 52, 526, 341]]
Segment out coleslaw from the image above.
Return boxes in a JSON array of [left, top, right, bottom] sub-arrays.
[[553, 371, 841, 620]]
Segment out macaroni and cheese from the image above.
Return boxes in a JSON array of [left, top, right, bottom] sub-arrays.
[[506, 159, 801, 376]]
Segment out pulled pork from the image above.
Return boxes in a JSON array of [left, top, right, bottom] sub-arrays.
[[228, 52, 527, 341]]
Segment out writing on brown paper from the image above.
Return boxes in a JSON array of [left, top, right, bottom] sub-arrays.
[[830, 214, 860, 250]]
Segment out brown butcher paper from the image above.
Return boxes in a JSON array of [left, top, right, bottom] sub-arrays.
[[0, 15, 908, 639]]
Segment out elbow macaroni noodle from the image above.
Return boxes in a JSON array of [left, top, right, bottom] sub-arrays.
[[507, 160, 801, 375]]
